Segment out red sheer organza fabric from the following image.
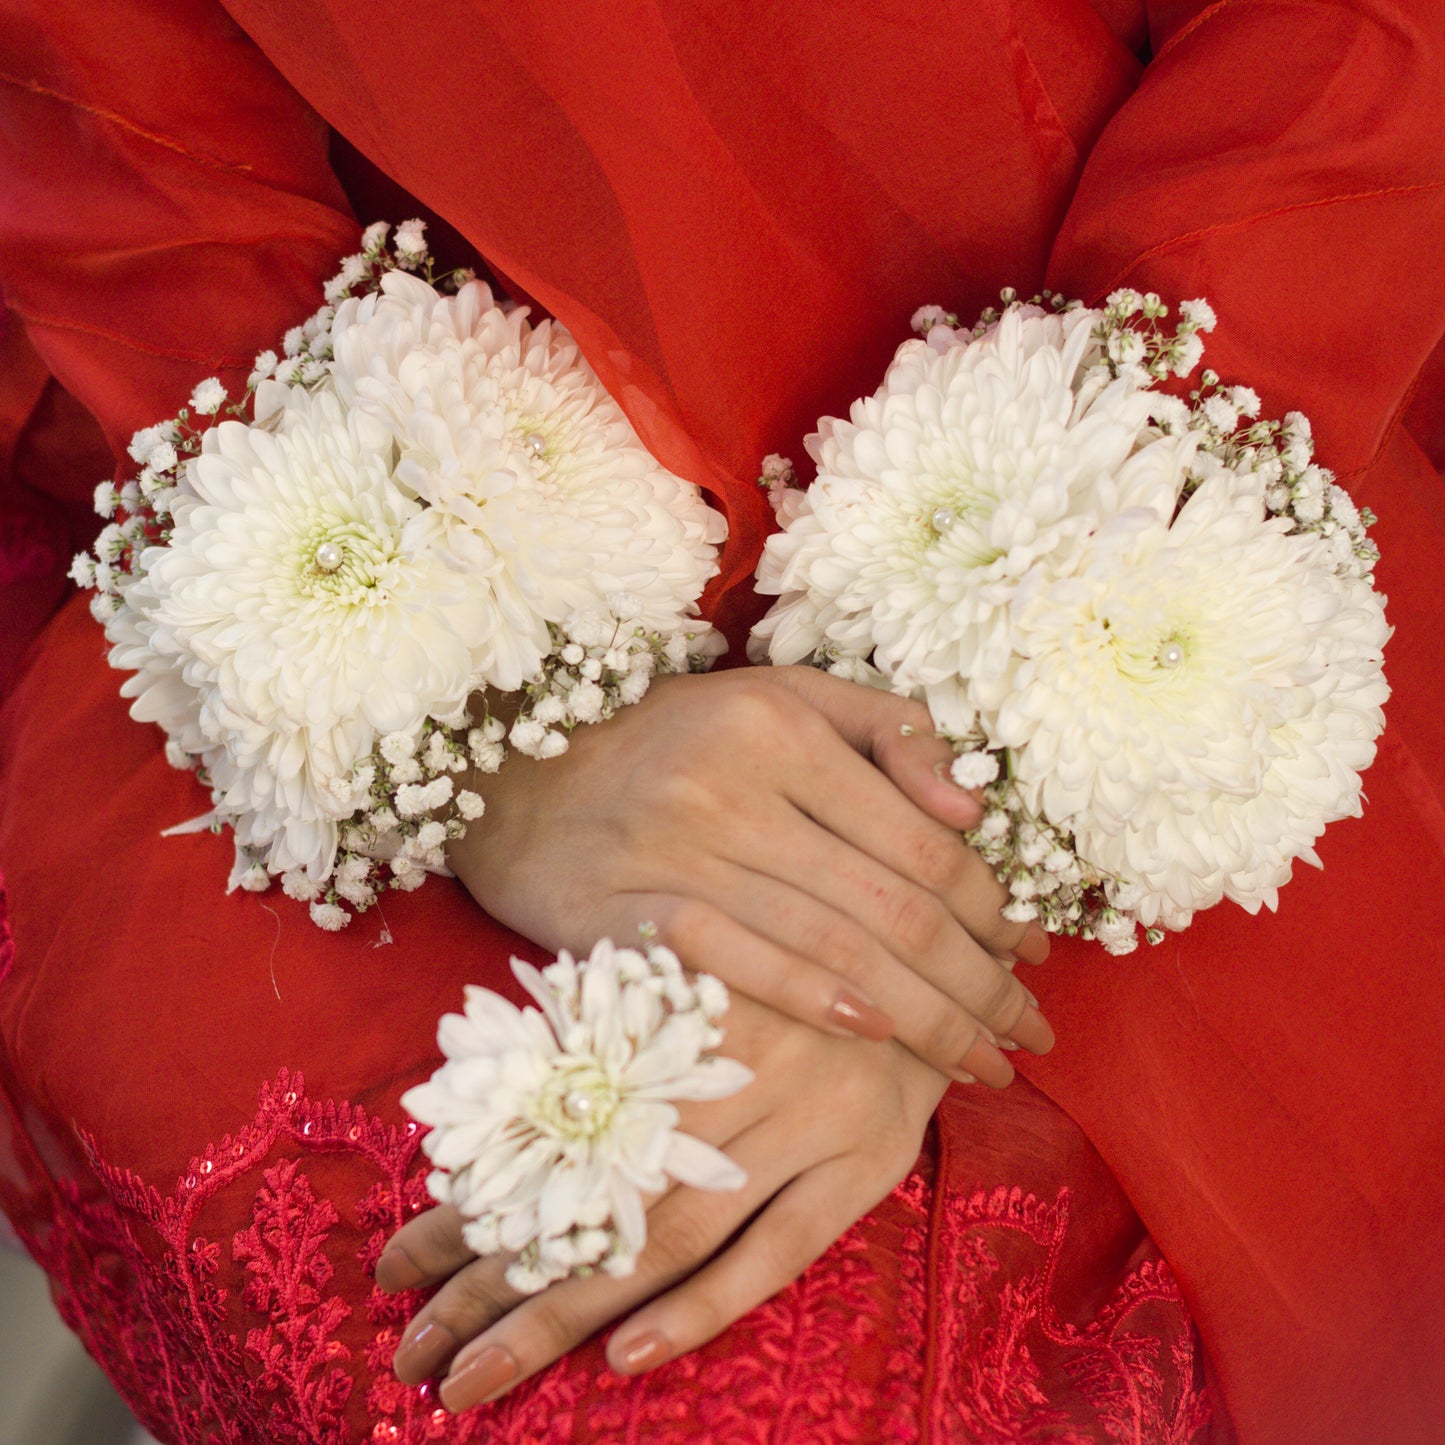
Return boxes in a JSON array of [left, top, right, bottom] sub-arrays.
[[2, 2, 1444, 1442]]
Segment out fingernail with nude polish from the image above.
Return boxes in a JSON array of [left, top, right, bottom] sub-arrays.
[[393, 1320, 456, 1383], [1012, 1003, 1056, 1056], [959, 1037, 1015, 1090], [1014, 925, 1051, 965], [440, 1344, 519, 1412], [375, 1246, 424, 1293], [829, 990, 894, 1041], [616, 1331, 671, 1374]]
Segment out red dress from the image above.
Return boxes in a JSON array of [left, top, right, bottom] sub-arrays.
[[2, 3, 1444, 1441]]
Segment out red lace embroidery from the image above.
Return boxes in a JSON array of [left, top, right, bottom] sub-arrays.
[[3, 1068, 1215, 1444], [928, 1186, 1213, 1445]]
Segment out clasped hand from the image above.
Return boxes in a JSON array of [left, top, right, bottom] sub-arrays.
[[379, 666, 1054, 1410]]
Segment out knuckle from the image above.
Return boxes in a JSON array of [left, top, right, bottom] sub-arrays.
[[807, 919, 875, 985], [651, 760, 723, 821], [907, 826, 967, 894], [645, 1202, 721, 1279], [972, 967, 1023, 1029], [828, 1060, 892, 1119], [430, 1268, 512, 1337], [716, 675, 792, 732], [886, 887, 948, 957], [656, 895, 715, 951], [525, 1296, 592, 1361]]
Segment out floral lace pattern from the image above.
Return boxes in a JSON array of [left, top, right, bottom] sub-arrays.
[[930, 1185, 1215, 1444], [2, 1060, 1214, 1444]]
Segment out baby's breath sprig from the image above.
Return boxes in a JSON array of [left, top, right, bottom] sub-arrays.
[[274, 597, 722, 931], [944, 739, 1152, 955], [510, 600, 721, 758]]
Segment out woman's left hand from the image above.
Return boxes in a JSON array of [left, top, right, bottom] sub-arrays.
[[375, 990, 948, 1412]]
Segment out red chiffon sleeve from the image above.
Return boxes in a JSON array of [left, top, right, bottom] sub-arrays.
[[1023, 5, 1445, 1442], [0, 0, 357, 452], [1050, 0, 1445, 475], [0, 0, 358, 688]]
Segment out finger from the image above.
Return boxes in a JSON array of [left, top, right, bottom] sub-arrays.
[[780, 734, 1049, 969], [747, 809, 1053, 1056], [601, 892, 898, 1043], [607, 1148, 908, 1374], [388, 1169, 701, 1385], [764, 665, 985, 832], [391, 1248, 524, 1384], [665, 867, 1016, 1087], [434, 1122, 803, 1412], [376, 1203, 476, 1293]]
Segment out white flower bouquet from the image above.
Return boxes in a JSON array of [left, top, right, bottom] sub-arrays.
[[403, 937, 751, 1292], [73, 222, 725, 928], [751, 291, 1390, 952]]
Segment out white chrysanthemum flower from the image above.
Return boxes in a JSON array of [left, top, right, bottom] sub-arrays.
[[124, 385, 484, 878], [751, 306, 1197, 731], [992, 474, 1390, 926], [403, 939, 751, 1292], [327, 272, 723, 690]]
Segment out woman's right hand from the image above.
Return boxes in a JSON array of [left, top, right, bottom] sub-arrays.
[[383, 989, 951, 1407], [447, 665, 1053, 1085]]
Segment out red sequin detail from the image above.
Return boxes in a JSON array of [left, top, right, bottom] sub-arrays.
[[3, 1068, 1214, 1443]]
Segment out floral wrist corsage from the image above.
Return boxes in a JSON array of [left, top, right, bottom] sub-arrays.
[[74, 222, 725, 929], [751, 289, 1389, 953]]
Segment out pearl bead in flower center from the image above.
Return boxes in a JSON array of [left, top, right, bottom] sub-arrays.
[[1156, 639, 1186, 669], [314, 541, 344, 572], [931, 507, 957, 533], [524, 432, 547, 457], [563, 1089, 595, 1119], [534, 1064, 620, 1141]]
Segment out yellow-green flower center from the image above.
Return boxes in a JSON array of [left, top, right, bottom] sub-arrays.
[[531, 1062, 620, 1141], [294, 519, 397, 605]]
